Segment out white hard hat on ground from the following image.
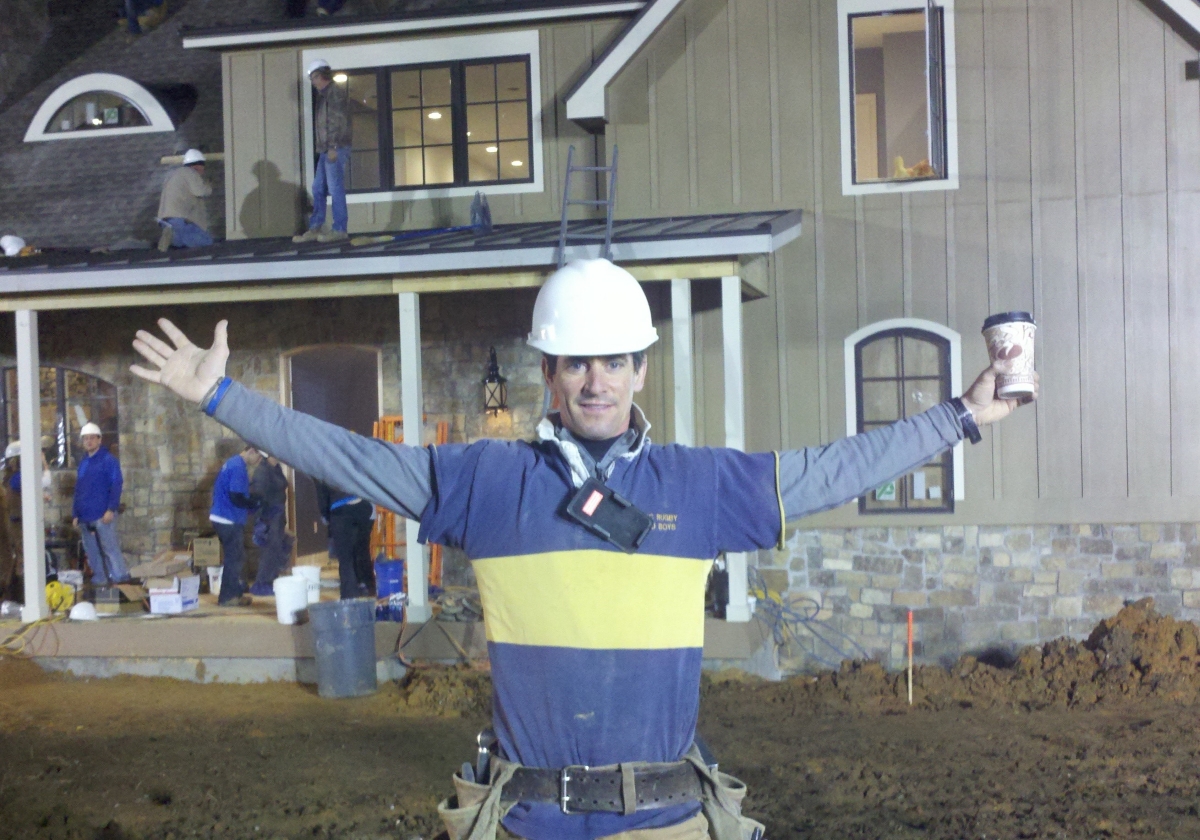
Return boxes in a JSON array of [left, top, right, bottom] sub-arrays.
[[1, 235, 25, 257], [307, 58, 331, 76], [4, 441, 19, 459], [182, 148, 206, 165], [69, 602, 99, 621], [527, 259, 659, 357], [80, 422, 103, 438]]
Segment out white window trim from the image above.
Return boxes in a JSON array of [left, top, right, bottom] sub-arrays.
[[836, 0, 959, 196], [302, 30, 544, 205], [844, 318, 964, 502], [24, 73, 175, 142]]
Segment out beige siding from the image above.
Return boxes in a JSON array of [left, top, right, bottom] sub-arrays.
[[605, 0, 1200, 525]]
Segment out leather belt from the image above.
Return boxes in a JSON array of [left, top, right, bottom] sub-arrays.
[[503, 761, 703, 814]]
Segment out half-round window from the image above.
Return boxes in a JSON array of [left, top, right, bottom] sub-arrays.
[[25, 73, 174, 142]]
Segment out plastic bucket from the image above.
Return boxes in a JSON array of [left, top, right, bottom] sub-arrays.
[[308, 598, 378, 698], [293, 565, 322, 604], [207, 566, 223, 598], [272, 575, 308, 625]]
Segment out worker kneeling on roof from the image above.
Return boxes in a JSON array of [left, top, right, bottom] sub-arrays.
[[130, 258, 1035, 840]]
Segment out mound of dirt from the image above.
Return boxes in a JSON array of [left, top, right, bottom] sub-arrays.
[[399, 664, 493, 716]]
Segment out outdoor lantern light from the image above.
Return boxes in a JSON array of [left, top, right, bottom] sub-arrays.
[[483, 347, 508, 415]]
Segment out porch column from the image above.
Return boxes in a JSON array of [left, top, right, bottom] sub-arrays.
[[16, 311, 47, 623], [721, 277, 751, 623], [670, 279, 695, 446], [398, 292, 432, 623]]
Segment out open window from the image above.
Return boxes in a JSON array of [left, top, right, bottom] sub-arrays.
[[844, 319, 964, 513], [837, 0, 958, 195], [304, 31, 543, 203], [0, 366, 119, 468], [24, 73, 175, 141]]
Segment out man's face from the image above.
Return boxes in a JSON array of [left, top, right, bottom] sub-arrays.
[[310, 71, 330, 91], [192, 163, 206, 176], [82, 434, 102, 455], [543, 354, 646, 441], [243, 449, 263, 468]]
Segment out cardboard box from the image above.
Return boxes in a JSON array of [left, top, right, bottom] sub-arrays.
[[149, 574, 200, 614], [128, 549, 193, 580], [191, 537, 222, 567]]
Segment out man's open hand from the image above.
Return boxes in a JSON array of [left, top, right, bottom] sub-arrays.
[[960, 364, 1039, 426], [131, 319, 229, 404]]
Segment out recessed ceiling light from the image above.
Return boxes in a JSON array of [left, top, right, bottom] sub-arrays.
[[511, 160, 523, 167], [333, 73, 348, 83], [485, 145, 498, 153], [427, 111, 442, 120]]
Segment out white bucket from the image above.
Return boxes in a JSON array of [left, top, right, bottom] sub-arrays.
[[207, 566, 223, 598], [273, 576, 308, 625], [293, 565, 322, 605]]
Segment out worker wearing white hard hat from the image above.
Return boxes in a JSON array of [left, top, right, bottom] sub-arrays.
[[73, 422, 130, 586], [156, 148, 214, 252], [293, 57, 350, 245], [131, 256, 1035, 840], [1, 235, 26, 257], [1, 438, 51, 602]]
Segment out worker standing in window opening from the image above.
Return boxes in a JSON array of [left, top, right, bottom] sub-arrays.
[[4, 441, 53, 602], [313, 479, 376, 599], [248, 452, 293, 596], [293, 59, 350, 245], [157, 149, 214, 251], [209, 445, 263, 607], [73, 423, 130, 588], [131, 259, 1036, 840]]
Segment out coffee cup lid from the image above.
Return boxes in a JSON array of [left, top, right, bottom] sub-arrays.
[[982, 311, 1035, 331]]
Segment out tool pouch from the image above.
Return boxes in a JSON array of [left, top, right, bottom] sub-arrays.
[[682, 747, 766, 840], [436, 757, 519, 840]]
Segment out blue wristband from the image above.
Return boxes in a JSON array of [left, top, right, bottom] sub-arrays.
[[203, 377, 233, 417]]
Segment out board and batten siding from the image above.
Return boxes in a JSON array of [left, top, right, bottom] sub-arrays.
[[606, 0, 1200, 526], [221, 18, 625, 240]]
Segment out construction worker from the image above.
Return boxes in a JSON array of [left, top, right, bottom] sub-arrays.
[[209, 445, 263, 606], [2, 441, 53, 601], [130, 259, 1035, 840], [248, 452, 292, 596], [157, 149, 214, 251], [72, 423, 131, 587], [314, 479, 375, 599], [293, 59, 350, 244]]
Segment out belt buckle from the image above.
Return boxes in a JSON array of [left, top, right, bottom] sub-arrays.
[[559, 765, 589, 814]]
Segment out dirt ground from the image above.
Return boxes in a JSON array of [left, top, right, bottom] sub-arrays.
[[4, 599, 1200, 839]]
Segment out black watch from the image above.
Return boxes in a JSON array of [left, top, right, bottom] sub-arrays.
[[949, 397, 982, 444]]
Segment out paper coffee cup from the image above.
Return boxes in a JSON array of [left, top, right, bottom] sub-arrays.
[[982, 312, 1036, 399]]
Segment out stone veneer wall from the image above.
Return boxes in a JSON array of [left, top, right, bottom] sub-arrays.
[[757, 523, 1200, 674]]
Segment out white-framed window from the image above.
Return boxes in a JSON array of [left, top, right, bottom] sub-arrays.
[[844, 318, 964, 512], [837, 0, 958, 196], [23, 73, 175, 142], [303, 30, 544, 204]]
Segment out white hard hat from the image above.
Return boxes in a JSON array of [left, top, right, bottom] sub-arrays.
[[182, 148, 206, 165], [307, 58, 331, 76], [527, 259, 659, 357], [4, 441, 19, 459], [1, 235, 25, 257], [69, 602, 98, 621], [80, 422, 103, 438]]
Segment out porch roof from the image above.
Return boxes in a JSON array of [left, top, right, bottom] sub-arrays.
[[0, 210, 801, 311]]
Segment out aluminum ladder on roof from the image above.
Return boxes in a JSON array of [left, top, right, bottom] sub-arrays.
[[556, 143, 618, 268]]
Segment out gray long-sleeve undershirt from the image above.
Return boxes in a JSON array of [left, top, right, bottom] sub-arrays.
[[212, 381, 964, 527]]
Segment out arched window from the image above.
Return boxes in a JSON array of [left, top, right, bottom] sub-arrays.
[[24, 73, 174, 141], [0, 366, 119, 468], [844, 318, 962, 513]]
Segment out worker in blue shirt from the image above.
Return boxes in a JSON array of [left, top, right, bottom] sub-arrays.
[[131, 259, 1035, 840], [209, 445, 263, 606], [73, 423, 130, 587]]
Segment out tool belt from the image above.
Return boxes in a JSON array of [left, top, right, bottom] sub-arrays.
[[503, 760, 703, 814]]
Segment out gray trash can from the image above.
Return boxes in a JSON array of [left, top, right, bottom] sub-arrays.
[[308, 598, 378, 698]]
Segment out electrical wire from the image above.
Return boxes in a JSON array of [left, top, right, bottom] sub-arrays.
[[0, 614, 64, 659], [748, 566, 871, 671]]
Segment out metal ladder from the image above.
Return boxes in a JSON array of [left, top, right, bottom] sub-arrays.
[[556, 143, 618, 268]]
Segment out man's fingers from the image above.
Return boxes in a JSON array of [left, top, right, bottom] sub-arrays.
[[133, 329, 176, 361], [213, 319, 229, 352], [129, 364, 163, 384], [157, 318, 194, 350], [131, 338, 168, 369]]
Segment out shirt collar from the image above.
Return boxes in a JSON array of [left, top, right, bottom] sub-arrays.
[[535, 404, 652, 488]]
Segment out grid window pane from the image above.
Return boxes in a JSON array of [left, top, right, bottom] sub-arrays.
[[468, 142, 500, 182], [903, 336, 944, 376], [495, 61, 527, 101], [392, 109, 422, 147], [391, 70, 421, 108], [393, 147, 424, 186], [421, 68, 452, 107], [860, 336, 898, 378], [498, 140, 529, 180], [424, 145, 454, 184], [861, 380, 901, 424], [423, 109, 452, 145], [467, 104, 497, 142], [905, 380, 944, 417], [465, 64, 495, 103], [351, 113, 378, 150], [349, 149, 380, 190], [497, 101, 528, 140]]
